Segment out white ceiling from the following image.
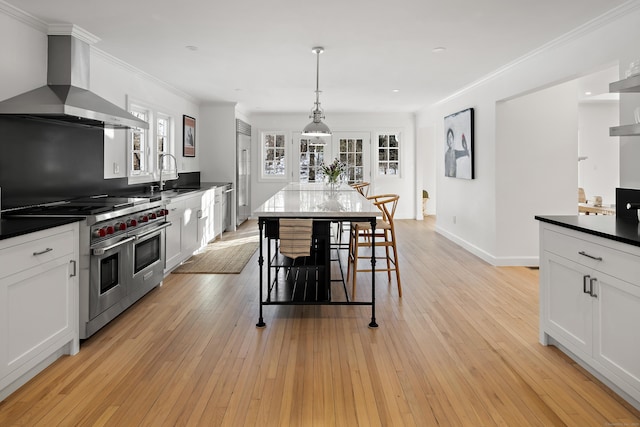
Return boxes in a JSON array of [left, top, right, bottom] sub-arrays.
[[5, 0, 629, 114]]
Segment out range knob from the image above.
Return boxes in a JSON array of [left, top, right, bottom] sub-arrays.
[[115, 222, 127, 231], [139, 215, 149, 223], [127, 218, 138, 227], [106, 226, 115, 235], [94, 228, 107, 238], [149, 212, 157, 219]]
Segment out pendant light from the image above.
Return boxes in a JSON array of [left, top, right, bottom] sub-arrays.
[[302, 47, 331, 137]]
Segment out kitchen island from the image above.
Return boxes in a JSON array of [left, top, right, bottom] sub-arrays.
[[253, 182, 381, 328], [536, 215, 640, 410]]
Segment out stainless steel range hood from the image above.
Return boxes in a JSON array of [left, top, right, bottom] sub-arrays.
[[0, 35, 148, 130]]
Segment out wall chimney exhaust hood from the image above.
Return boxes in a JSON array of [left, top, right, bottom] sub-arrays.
[[0, 27, 148, 130]]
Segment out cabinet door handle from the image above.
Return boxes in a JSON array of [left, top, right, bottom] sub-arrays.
[[69, 260, 77, 277], [578, 251, 603, 261], [583, 275, 591, 294], [589, 277, 598, 298], [33, 247, 53, 256]]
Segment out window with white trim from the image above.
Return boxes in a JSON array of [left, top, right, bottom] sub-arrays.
[[127, 100, 176, 184], [129, 106, 151, 177], [261, 131, 288, 179], [377, 132, 400, 176]]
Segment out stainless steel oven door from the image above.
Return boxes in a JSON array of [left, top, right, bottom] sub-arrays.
[[89, 235, 135, 320], [130, 222, 170, 300]]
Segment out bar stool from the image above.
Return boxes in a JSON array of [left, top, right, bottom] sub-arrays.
[[351, 182, 370, 197], [347, 194, 401, 298]]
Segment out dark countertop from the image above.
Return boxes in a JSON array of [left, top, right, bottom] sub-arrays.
[[0, 217, 83, 241], [535, 215, 640, 248]]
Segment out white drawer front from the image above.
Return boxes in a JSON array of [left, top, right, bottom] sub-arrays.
[[543, 228, 640, 285], [0, 230, 74, 279]]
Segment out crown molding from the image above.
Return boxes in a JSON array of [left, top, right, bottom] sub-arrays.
[[91, 48, 199, 104], [0, 0, 47, 32], [47, 23, 101, 45], [435, 0, 640, 106]]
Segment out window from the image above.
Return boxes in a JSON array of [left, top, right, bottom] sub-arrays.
[[299, 137, 326, 182], [261, 131, 288, 179], [156, 113, 176, 175], [338, 137, 366, 184], [127, 99, 176, 184], [377, 133, 400, 176], [129, 107, 150, 177]]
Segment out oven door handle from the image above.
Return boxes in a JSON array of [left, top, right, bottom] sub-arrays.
[[132, 221, 172, 240], [92, 236, 136, 256]]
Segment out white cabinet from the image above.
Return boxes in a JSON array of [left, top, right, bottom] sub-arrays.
[[198, 188, 216, 245], [182, 194, 202, 256], [164, 191, 213, 274], [0, 222, 79, 401], [539, 222, 640, 407], [165, 199, 184, 272]]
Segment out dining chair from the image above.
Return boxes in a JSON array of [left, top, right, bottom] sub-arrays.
[[351, 182, 370, 197], [347, 194, 401, 298]]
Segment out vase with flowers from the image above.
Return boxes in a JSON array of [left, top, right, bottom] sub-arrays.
[[321, 158, 347, 191]]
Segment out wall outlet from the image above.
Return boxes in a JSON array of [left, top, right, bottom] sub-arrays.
[[113, 162, 120, 174], [452, 215, 457, 224]]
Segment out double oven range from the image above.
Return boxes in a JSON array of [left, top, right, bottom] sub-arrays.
[[11, 195, 171, 338]]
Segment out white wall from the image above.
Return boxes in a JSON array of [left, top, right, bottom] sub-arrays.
[[94, 51, 201, 180], [578, 102, 620, 205], [0, 8, 201, 182], [496, 81, 578, 264], [0, 10, 46, 102], [199, 102, 237, 184], [247, 112, 417, 219], [416, 3, 640, 266]]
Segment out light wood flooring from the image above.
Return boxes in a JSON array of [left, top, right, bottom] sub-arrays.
[[1, 217, 639, 426]]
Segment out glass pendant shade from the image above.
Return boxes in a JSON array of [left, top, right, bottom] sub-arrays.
[[302, 47, 331, 138]]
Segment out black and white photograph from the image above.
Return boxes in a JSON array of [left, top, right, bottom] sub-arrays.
[[444, 107, 474, 179]]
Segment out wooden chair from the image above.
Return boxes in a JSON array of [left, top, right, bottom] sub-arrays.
[[578, 187, 587, 203], [347, 194, 401, 298], [351, 182, 370, 197]]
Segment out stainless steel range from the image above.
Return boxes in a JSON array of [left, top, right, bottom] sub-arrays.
[[10, 195, 171, 338]]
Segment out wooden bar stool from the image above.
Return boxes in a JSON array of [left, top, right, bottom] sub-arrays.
[[347, 194, 401, 298], [351, 182, 370, 197]]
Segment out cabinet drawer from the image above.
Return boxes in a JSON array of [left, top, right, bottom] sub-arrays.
[[0, 230, 75, 279], [543, 228, 640, 285]]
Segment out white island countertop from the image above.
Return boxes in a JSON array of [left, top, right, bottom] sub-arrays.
[[253, 182, 381, 219]]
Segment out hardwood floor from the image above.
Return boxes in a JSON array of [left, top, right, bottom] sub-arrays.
[[1, 217, 639, 426]]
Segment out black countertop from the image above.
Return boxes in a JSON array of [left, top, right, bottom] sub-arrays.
[[0, 217, 84, 241], [535, 215, 640, 248], [0, 182, 232, 241]]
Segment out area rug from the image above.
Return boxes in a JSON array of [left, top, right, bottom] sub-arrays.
[[171, 236, 258, 274]]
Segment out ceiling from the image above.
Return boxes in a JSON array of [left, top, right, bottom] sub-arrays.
[[4, 0, 629, 114]]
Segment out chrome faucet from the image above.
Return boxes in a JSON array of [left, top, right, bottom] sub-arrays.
[[159, 153, 178, 191]]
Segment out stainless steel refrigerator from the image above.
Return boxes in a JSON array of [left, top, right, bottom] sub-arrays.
[[236, 119, 251, 225]]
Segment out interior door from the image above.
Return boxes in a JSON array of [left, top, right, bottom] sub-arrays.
[[330, 132, 371, 185]]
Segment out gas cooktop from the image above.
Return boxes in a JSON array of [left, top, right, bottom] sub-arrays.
[[9, 195, 152, 216]]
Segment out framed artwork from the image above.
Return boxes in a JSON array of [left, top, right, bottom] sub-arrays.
[[444, 107, 474, 179], [183, 115, 196, 157]]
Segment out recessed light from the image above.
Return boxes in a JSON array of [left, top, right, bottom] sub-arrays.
[[392, 89, 400, 93], [585, 91, 592, 96], [185, 45, 198, 51], [432, 47, 446, 53]]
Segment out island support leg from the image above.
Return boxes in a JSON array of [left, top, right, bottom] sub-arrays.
[[256, 218, 266, 328], [368, 217, 378, 328]]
